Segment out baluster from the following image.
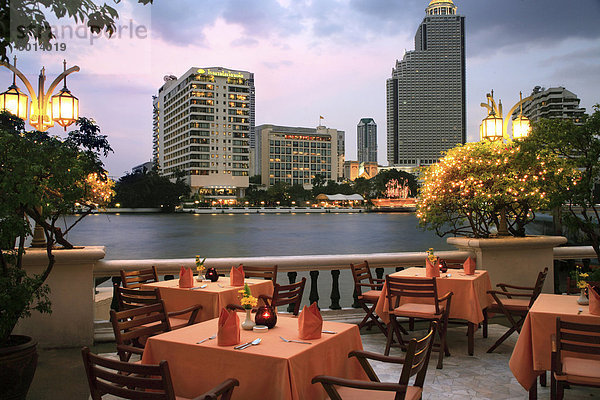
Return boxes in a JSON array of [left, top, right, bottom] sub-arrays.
[[329, 270, 341, 310], [375, 267, 385, 290], [309, 270, 319, 307], [395, 266, 404, 272], [110, 277, 122, 311], [352, 285, 360, 308], [287, 271, 297, 313]]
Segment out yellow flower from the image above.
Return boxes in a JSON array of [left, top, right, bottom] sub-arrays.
[[577, 280, 588, 289], [580, 273, 589, 279]]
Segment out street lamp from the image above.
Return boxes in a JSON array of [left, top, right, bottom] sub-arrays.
[[480, 90, 532, 142], [0, 57, 80, 131]]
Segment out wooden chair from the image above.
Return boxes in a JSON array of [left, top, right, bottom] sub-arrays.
[[485, 267, 548, 353], [120, 266, 159, 289], [350, 261, 387, 335], [243, 265, 278, 285], [258, 277, 307, 316], [312, 322, 437, 400], [384, 276, 452, 369], [551, 317, 600, 399], [81, 346, 239, 400], [115, 286, 203, 329], [110, 301, 172, 362]]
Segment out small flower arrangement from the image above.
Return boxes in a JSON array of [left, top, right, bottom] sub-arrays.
[[426, 248, 437, 263], [238, 283, 258, 309], [195, 255, 206, 275], [574, 266, 590, 289]]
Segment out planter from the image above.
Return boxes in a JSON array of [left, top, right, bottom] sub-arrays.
[[0, 335, 38, 400]]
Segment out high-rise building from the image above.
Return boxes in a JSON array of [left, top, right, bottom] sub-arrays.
[[357, 118, 377, 163], [153, 67, 254, 199], [514, 86, 586, 124], [255, 124, 342, 188], [386, 0, 465, 168]]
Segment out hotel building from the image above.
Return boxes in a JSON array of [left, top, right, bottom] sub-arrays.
[[357, 118, 377, 163], [386, 0, 466, 168], [514, 86, 586, 124], [255, 124, 343, 188], [153, 67, 254, 199]]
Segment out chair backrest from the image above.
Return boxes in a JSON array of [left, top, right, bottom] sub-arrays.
[[121, 266, 159, 289], [529, 267, 549, 307], [350, 261, 374, 295], [555, 317, 600, 372], [110, 301, 171, 361], [271, 277, 307, 315], [398, 322, 437, 389], [243, 265, 278, 285], [116, 286, 161, 310], [81, 346, 176, 400], [386, 276, 441, 314], [439, 259, 466, 269]]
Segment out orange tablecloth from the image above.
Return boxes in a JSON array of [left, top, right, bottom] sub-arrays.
[[375, 267, 493, 324], [509, 294, 600, 390], [141, 314, 367, 400], [142, 278, 273, 323]]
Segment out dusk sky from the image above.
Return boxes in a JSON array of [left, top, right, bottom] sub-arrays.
[[4, 0, 600, 178]]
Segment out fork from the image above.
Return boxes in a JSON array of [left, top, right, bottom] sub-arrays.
[[196, 334, 216, 344], [279, 336, 312, 345]]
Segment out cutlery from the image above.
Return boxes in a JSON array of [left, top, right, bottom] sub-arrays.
[[191, 284, 207, 290], [217, 284, 225, 288], [322, 330, 337, 334], [279, 336, 312, 345], [196, 334, 216, 344], [235, 338, 261, 350]]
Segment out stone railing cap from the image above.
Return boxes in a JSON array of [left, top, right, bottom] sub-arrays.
[[447, 235, 567, 249]]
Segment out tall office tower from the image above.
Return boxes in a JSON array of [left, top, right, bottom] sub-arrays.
[[153, 67, 254, 199], [386, 0, 465, 168], [357, 118, 377, 163], [514, 86, 586, 124], [337, 130, 345, 181], [255, 124, 341, 188]]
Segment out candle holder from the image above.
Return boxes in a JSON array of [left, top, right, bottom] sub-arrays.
[[255, 305, 277, 329]]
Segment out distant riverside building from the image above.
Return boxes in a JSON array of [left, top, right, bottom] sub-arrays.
[[153, 67, 255, 199], [344, 161, 378, 181], [337, 130, 346, 181], [132, 161, 153, 174], [386, 0, 466, 168], [255, 124, 343, 188], [514, 86, 586, 124], [357, 118, 377, 163]]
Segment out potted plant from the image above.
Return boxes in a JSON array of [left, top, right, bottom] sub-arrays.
[[0, 112, 113, 399]]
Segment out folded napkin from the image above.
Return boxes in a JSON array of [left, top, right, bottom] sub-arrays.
[[425, 258, 440, 278], [217, 308, 240, 346], [463, 256, 476, 275], [230, 264, 245, 286], [589, 284, 600, 316], [298, 302, 322, 340], [178, 266, 194, 288]]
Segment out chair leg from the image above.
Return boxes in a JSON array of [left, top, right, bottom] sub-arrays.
[[384, 319, 395, 356], [409, 317, 414, 331], [556, 381, 564, 400], [482, 308, 488, 338], [539, 371, 546, 387], [550, 373, 556, 400], [487, 324, 519, 353]]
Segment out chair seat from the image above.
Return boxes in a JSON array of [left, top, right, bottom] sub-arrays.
[[554, 357, 600, 385], [392, 303, 443, 319], [335, 385, 422, 400], [490, 297, 530, 312], [358, 290, 381, 302], [169, 317, 190, 330]]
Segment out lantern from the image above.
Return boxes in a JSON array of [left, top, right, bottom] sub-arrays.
[[205, 267, 219, 282], [512, 115, 531, 139], [255, 305, 277, 328], [481, 111, 503, 142], [30, 100, 54, 131], [0, 84, 29, 120], [51, 87, 79, 130]]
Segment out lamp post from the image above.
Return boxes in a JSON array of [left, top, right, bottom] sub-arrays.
[[479, 90, 533, 236], [0, 57, 80, 131]]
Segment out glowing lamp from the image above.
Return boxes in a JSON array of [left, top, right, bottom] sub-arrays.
[[51, 87, 79, 130], [254, 305, 277, 328], [30, 100, 54, 131], [481, 112, 503, 142], [0, 84, 29, 120], [512, 115, 530, 139]]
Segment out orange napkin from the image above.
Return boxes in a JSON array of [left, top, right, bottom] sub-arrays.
[[178, 266, 194, 288], [298, 302, 322, 340], [589, 284, 600, 316], [217, 309, 240, 346], [463, 257, 476, 275], [425, 258, 440, 278], [230, 264, 245, 286]]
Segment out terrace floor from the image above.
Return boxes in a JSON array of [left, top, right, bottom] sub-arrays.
[[28, 318, 599, 399]]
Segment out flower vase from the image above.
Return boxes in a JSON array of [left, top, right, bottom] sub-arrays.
[[196, 273, 203, 282], [241, 309, 255, 330], [577, 288, 589, 305]]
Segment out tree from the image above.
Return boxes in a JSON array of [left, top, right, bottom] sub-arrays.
[[0, 112, 113, 345], [521, 105, 600, 258], [0, 0, 153, 60], [112, 170, 190, 211], [417, 140, 578, 238], [372, 169, 418, 199]]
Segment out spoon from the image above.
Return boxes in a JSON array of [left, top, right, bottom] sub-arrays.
[[279, 336, 312, 345], [196, 334, 216, 344], [236, 338, 261, 350]]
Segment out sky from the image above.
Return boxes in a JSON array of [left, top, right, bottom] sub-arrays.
[[5, 0, 600, 178]]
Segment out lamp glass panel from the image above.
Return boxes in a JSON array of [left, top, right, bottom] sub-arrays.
[[51, 90, 79, 127], [512, 116, 531, 139], [483, 115, 503, 141], [0, 87, 29, 120]]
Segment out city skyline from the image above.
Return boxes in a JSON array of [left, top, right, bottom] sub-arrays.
[[2, 0, 599, 177]]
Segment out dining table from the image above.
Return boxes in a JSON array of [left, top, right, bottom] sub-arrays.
[[142, 278, 274, 323], [375, 267, 493, 355], [509, 293, 600, 399], [140, 313, 367, 400]]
